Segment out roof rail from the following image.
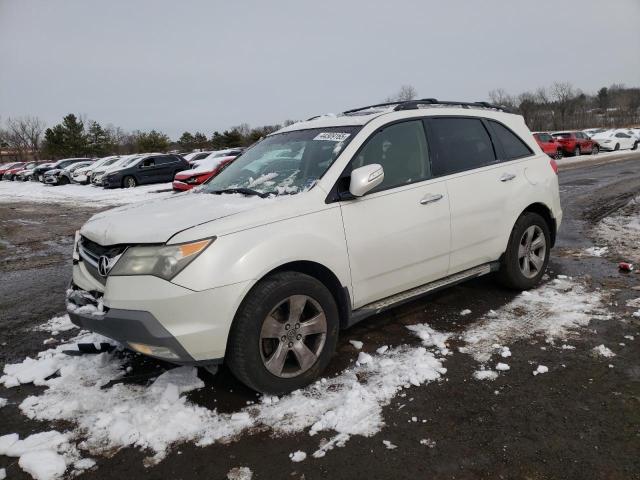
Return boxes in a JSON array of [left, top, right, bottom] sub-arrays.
[[342, 98, 515, 115]]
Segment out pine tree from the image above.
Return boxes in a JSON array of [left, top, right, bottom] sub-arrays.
[[42, 125, 66, 158], [86, 121, 111, 157], [193, 132, 209, 150], [177, 131, 195, 151], [61, 114, 87, 156], [135, 130, 171, 152]]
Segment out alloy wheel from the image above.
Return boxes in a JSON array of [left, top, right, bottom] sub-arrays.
[[518, 225, 546, 279], [259, 295, 327, 378]]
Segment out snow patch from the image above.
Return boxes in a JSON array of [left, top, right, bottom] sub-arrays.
[[460, 309, 472, 316], [382, 440, 397, 450], [289, 450, 307, 462], [348, 340, 363, 350], [495, 362, 510, 371], [473, 369, 498, 381], [533, 365, 548, 376], [461, 277, 608, 362], [592, 344, 616, 358], [0, 398, 6, 408], [34, 314, 77, 335], [227, 466, 253, 480], [584, 246, 608, 257]]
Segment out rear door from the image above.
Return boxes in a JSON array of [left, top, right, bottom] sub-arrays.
[[137, 156, 158, 184], [425, 116, 534, 274], [339, 119, 451, 307]]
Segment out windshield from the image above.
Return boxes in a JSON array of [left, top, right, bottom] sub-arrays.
[[201, 127, 359, 195]]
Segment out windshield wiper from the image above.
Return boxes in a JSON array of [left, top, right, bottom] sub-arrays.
[[209, 187, 272, 198]]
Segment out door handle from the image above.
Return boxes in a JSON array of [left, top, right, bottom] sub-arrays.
[[420, 193, 443, 205], [499, 173, 516, 182]]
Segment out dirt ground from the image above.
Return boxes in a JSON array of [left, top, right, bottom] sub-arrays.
[[1, 156, 639, 479]]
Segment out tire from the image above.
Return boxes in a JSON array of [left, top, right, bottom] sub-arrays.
[[573, 146, 581, 157], [633, 142, 638, 151], [554, 149, 563, 160], [614, 143, 620, 151], [498, 212, 551, 290], [226, 271, 339, 394], [59, 176, 69, 185], [123, 176, 137, 188], [592, 145, 599, 155]]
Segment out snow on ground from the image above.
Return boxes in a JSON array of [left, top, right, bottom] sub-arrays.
[[0, 180, 175, 207], [584, 246, 608, 257], [0, 398, 6, 408], [227, 466, 253, 480], [594, 195, 640, 263], [34, 314, 77, 335], [592, 344, 616, 358], [533, 365, 549, 376], [289, 450, 307, 462], [557, 149, 640, 170], [0, 322, 448, 471], [459, 277, 609, 363]]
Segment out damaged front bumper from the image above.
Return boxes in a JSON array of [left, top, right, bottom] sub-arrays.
[[66, 285, 220, 366]]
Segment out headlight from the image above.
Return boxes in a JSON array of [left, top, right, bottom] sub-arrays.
[[109, 238, 214, 280]]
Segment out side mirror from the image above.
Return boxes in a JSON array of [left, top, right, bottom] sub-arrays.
[[349, 164, 384, 197]]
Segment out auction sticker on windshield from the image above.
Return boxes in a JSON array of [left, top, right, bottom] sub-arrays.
[[313, 132, 351, 142]]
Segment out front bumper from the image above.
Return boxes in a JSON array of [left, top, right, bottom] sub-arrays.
[[70, 259, 251, 363], [44, 176, 60, 185], [102, 175, 122, 188], [172, 180, 193, 191]]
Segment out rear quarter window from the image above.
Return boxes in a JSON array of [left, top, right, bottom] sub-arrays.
[[487, 120, 533, 160]]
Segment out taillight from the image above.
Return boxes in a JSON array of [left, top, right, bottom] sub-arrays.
[[549, 159, 558, 175]]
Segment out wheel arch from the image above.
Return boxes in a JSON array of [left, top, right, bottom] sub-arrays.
[[520, 202, 557, 247], [261, 260, 352, 330]]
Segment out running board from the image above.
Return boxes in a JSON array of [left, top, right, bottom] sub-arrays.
[[345, 262, 500, 328]]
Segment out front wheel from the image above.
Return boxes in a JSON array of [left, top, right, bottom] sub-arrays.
[[614, 143, 620, 151], [123, 176, 137, 188], [573, 146, 581, 156], [633, 142, 638, 151], [554, 149, 563, 160], [226, 272, 339, 394], [498, 212, 551, 290]]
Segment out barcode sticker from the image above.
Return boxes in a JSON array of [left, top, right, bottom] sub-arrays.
[[313, 132, 351, 142]]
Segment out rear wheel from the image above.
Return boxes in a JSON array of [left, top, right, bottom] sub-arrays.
[[123, 176, 137, 188], [633, 142, 638, 151], [614, 143, 620, 151], [573, 146, 581, 156], [554, 149, 563, 160], [226, 271, 339, 394], [498, 212, 551, 290], [592, 145, 599, 155], [59, 176, 69, 185]]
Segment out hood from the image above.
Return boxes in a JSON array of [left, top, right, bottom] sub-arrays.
[[45, 169, 62, 175], [80, 192, 274, 245]]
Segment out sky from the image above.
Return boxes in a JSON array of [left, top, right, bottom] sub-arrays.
[[1, 0, 639, 139]]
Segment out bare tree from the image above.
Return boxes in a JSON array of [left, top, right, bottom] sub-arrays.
[[385, 85, 418, 102], [4, 116, 46, 159], [488, 88, 516, 109], [550, 82, 576, 129]]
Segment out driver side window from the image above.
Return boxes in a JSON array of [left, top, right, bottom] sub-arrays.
[[352, 120, 430, 193], [142, 158, 155, 168]]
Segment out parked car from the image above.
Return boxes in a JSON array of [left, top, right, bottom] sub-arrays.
[[0, 162, 25, 178], [17, 162, 53, 181], [33, 158, 92, 182], [183, 151, 213, 165], [532, 132, 563, 159], [591, 129, 638, 151], [583, 128, 607, 138], [102, 153, 190, 188], [551, 131, 599, 156], [91, 155, 140, 186], [67, 99, 562, 394], [172, 149, 243, 191], [44, 161, 94, 185], [72, 156, 120, 184], [2, 162, 30, 180]]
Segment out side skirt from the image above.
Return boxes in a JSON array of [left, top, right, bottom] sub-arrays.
[[344, 262, 500, 329]]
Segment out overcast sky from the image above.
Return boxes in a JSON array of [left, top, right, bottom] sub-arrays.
[[1, 0, 639, 138]]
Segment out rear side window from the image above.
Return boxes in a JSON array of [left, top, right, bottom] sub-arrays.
[[426, 118, 496, 176], [488, 121, 533, 160], [352, 120, 430, 192]]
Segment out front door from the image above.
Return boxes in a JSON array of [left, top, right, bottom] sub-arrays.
[[339, 119, 451, 307]]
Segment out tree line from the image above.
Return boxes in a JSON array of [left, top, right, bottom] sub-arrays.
[[2, 83, 638, 161], [489, 82, 640, 132]]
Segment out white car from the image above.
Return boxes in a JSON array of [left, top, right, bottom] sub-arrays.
[[68, 100, 562, 394], [591, 129, 638, 151], [183, 151, 213, 164], [73, 156, 120, 184], [91, 155, 141, 185]]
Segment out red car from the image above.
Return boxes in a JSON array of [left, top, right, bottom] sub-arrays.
[[172, 153, 239, 191], [533, 133, 563, 159], [551, 131, 599, 156], [3, 161, 40, 180], [0, 162, 25, 179]]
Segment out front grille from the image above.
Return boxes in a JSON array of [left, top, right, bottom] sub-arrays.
[[79, 236, 128, 284]]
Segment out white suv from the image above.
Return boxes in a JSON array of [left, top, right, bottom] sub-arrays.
[[68, 99, 562, 393]]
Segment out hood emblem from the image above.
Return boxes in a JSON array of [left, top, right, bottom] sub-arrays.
[[98, 256, 111, 277]]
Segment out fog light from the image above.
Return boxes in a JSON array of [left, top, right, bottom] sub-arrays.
[[128, 342, 179, 360]]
